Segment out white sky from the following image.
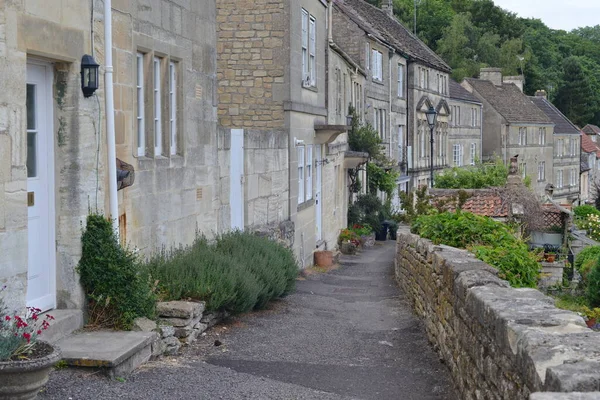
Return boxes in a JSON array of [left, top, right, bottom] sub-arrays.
[[492, 0, 600, 31]]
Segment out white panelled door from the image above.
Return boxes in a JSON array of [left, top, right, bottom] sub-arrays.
[[26, 61, 56, 312], [230, 129, 244, 230], [315, 145, 322, 242]]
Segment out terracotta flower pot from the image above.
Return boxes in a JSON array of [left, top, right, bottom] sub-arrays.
[[545, 254, 556, 263], [314, 250, 334, 267], [0, 341, 62, 400], [586, 318, 597, 329]]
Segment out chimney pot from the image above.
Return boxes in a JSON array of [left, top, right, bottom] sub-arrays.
[[535, 90, 547, 99], [479, 67, 503, 87], [381, 0, 393, 17]]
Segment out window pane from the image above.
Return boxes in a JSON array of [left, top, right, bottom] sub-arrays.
[[27, 84, 36, 130], [27, 131, 37, 178]]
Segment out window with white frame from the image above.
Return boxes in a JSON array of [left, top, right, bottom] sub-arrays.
[[169, 61, 177, 155], [570, 169, 576, 187], [453, 144, 463, 166], [301, 9, 317, 87], [557, 139, 564, 157], [153, 56, 162, 156], [471, 108, 477, 127], [297, 146, 305, 204], [518, 127, 527, 146], [557, 169, 563, 188], [365, 43, 370, 71], [470, 143, 476, 165], [136, 53, 145, 156], [520, 163, 527, 179], [306, 145, 313, 200], [397, 64, 404, 97], [372, 49, 383, 81], [538, 161, 545, 181], [398, 125, 404, 161], [420, 128, 426, 158], [570, 138, 577, 155], [538, 128, 545, 145]]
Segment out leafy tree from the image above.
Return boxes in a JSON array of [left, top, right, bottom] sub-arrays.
[[434, 160, 508, 189], [554, 57, 597, 126]]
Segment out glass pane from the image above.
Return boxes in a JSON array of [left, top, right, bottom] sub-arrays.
[[27, 131, 37, 178], [26, 84, 36, 130]]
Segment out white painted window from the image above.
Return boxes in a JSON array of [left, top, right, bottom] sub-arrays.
[[372, 49, 383, 81], [518, 127, 527, 146], [538, 128, 545, 145], [520, 163, 527, 179], [397, 64, 404, 97], [538, 161, 545, 181], [570, 168, 576, 186], [365, 43, 370, 71], [297, 146, 305, 204], [557, 139, 564, 157], [570, 138, 577, 155], [557, 170, 563, 188], [302, 9, 308, 81], [306, 145, 313, 200], [453, 144, 463, 166], [309, 16, 316, 86], [153, 57, 162, 156], [420, 128, 425, 159], [398, 125, 404, 161], [470, 143, 476, 165], [136, 53, 145, 157], [334, 165, 340, 209], [169, 61, 177, 155]]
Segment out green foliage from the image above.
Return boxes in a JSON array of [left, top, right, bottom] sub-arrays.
[[348, 194, 386, 232], [574, 205, 600, 218], [397, 185, 434, 224], [347, 107, 383, 162], [555, 57, 598, 126], [574, 246, 600, 285], [143, 232, 298, 315], [434, 160, 508, 189], [77, 214, 156, 330], [555, 293, 600, 321], [412, 211, 539, 287], [367, 163, 400, 196], [586, 261, 600, 307]]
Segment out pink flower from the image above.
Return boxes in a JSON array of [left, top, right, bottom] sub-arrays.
[[23, 333, 31, 343], [4, 316, 10, 321]]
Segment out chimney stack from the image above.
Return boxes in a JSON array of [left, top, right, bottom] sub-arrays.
[[381, 0, 393, 17], [535, 90, 547, 100], [503, 75, 524, 92], [479, 68, 503, 87]]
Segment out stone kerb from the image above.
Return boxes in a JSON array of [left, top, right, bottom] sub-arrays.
[[395, 225, 600, 400]]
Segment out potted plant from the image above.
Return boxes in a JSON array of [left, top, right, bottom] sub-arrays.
[[0, 288, 60, 400], [338, 229, 360, 255], [545, 252, 556, 263], [351, 224, 375, 248]]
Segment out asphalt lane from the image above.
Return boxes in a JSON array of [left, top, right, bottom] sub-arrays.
[[40, 241, 456, 400]]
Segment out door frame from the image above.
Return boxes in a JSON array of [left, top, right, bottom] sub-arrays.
[[26, 59, 57, 310], [315, 145, 322, 243], [230, 128, 244, 230]]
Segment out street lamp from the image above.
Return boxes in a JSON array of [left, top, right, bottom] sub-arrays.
[[425, 106, 438, 187]]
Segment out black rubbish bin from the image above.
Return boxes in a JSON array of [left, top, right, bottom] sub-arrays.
[[376, 221, 390, 241]]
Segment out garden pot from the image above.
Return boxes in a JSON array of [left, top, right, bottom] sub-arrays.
[[360, 233, 375, 248], [314, 250, 334, 267], [0, 341, 62, 400], [586, 318, 597, 329], [545, 254, 556, 263], [340, 242, 357, 255]]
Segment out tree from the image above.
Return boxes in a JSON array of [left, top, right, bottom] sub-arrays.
[[554, 57, 597, 126]]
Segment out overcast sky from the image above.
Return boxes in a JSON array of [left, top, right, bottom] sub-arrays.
[[492, 0, 599, 31]]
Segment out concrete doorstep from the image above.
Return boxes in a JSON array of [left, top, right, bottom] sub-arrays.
[[55, 331, 159, 378]]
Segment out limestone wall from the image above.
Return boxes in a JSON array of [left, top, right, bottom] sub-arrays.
[[395, 226, 600, 399]]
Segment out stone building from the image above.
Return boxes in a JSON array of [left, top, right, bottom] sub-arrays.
[[447, 80, 482, 167], [332, 0, 452, 194], [217, 0, 355, 267], [530, 91, 581, 204], [581, 131, 600, 203], [0, 0, 219, 316], [462, 69, 555, 198]]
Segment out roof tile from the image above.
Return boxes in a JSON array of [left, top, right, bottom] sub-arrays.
[[530, 97, 579, 135]]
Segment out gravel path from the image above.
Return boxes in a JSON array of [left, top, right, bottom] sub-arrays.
[[40, 241, 456, 400]]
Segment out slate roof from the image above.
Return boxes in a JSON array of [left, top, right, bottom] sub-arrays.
[[583, 124, 600, 135], [464, 78, 552, 125], [449, 80, 480, 104], [581, 153, 591, 172], [334, 0, 451, 72], [581, 131, 600, 157], [530, 97, 580, 135], [430, 189, 508, 218]]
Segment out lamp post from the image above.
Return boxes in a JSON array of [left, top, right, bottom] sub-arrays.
[[425, 106, 438, 187]]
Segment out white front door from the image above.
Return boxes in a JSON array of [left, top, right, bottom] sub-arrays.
[[230, 128, 244, 230], [26, 61, 56, 312], [315, 145, 322, 242]]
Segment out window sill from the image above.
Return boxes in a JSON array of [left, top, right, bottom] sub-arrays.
[[302, 84, 318, 93], [297, 198, 315, 212], [372, 79, 384, 85]]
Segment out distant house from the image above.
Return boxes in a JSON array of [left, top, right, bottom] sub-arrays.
[[582, 124, 600, 136], [447, 80, 483, 168], [581, 131, 600, 203], [530, 91, 581, 204], [462, 68, 554, 199]]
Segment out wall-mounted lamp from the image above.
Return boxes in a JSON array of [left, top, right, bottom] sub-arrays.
[[81, 54, 99, 98]]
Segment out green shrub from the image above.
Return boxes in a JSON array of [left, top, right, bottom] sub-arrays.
[[412, 211, 539, 288], [143, 232, 298, 315], [586, 262, 600, 307], [575, 246, 600, 283], [574, 205, 600, 218], [434, 159, 508, 189], [77, 214, 156, 329]]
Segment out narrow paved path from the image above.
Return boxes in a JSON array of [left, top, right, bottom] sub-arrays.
[[41, 242, 456, 400]]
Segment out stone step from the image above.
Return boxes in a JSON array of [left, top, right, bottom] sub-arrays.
[[42, 309, 84, 344], [56, 331, 159, 378]]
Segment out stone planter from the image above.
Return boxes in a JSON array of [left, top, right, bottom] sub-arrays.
[[360, 233, 375, 248], [340, 241, 357, 255], [314, 250, 334, 267], [0, 341, 62, 400]]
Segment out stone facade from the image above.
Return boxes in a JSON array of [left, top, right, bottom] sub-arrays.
[[396, 226, 600, 399], [0, 0, 219, 314], [447, 82, 482, 169]]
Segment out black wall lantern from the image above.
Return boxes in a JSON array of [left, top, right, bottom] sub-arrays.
[[81, 54, 99, 98]]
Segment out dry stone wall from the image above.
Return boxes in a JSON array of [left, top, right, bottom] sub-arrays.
[[395, 226, 600, 400]]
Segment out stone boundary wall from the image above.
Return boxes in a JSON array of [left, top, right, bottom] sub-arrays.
[[395, 226, 600, 400]]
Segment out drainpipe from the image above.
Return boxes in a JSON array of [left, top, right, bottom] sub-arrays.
[[104, 0, 119, 234], [388, 49, 393, 160]]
